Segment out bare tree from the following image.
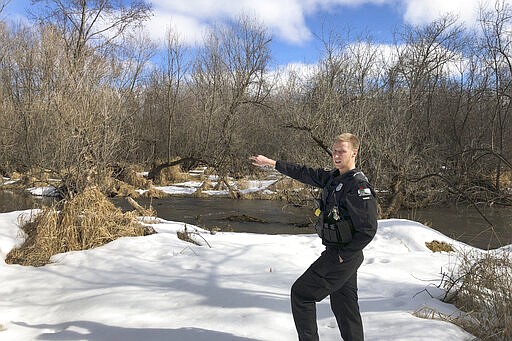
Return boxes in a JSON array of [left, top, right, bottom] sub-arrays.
[[114, 28, 156, 165], [0, 0, 11, 14], [0, 1, 153, 196], [30, 0, 152, 63], [119, 28, 156, 93], [190, 15, 272, 175], [163, 26, 188, 164], [143, 27, 194, 183], [479, 0, 512, 192], [394, 15, 463, 136], [277, 29, 391, 177], [371, 16, 467, 214]]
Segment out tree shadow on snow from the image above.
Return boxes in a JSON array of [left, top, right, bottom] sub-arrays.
[[13, 321, 259, 341]]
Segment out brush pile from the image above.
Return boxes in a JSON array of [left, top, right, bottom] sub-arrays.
[[6, 187, 155, 266]]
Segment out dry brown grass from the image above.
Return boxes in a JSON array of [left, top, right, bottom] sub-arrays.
[[241, 191, 279, 200], [235, 179, 253, 191], [266, 177, 304, 192], [441, 249, 512, 340], [115, 181, 140, 198], [118, 166, 152, 190], [500, 171, 511, 188], [21, 174, 44, 188], [199, 178, 215, 190], [152, 159, 194, 185], [192, 188, 208, 198], [56, 166, 149, 198], [266, 177, 315, 205], [142, 187, 169, 199], [4, 169, 61, 191], [10, 171, 22, 180], [5, 187, 155, 266], [489, 170, 512, 189], [426, 240, 454, 252]]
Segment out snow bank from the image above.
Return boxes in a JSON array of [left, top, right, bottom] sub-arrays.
[[0, 211, 474, 340]]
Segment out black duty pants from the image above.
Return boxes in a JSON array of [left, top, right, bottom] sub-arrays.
[[291, 248, 364, 341]]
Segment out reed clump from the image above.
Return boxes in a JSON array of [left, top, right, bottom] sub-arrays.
[[425, 240, 454, 252], [151, 159, 193, 185], [6, 187, 155, 266], [441, 249, 512, 340], [267, 177, 316, 206], [116, 165, 152, 190]]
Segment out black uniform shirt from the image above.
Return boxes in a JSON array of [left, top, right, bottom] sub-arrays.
[[275, 160, 378, 260]]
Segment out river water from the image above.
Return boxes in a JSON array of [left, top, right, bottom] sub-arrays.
[[1, 190, 510, 250]]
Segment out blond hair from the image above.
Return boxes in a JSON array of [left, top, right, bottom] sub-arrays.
[[333, 133, 360, 150]]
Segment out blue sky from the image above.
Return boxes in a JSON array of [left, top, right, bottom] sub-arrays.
[[0, 0, 494, 66], [276, 3, 403, 64]]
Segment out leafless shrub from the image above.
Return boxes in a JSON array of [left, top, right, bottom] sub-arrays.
[[199, 178, 215, 191], [114, 181, 140, 198], [150, 159, 193, 185], [267, 177, 317, 207], [116, 165, 152, 190], [177, 225, 211, 248], [412, 305, 461, 324], [440, 248, 512, 340]]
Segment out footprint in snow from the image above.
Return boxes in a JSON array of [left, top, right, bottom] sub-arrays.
[[364, 258, 390, 264]]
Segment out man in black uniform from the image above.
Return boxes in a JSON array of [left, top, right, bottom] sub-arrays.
[[250, 133, 378, 341]]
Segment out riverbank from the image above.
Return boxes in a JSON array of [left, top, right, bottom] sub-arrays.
[[2, 171, 511, 250]]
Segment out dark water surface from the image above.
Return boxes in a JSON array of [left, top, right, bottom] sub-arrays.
[[396, 206, 511, 250], [113, 196, 315, 235], [1, 190, 510, 250], [0, 190, 52, 212]]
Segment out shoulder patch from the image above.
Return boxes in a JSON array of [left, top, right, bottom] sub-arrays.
[[357, 183, 373, 200], [358, 186, 372, 196]]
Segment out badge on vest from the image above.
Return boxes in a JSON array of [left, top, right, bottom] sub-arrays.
[[335, 183, 343, 192]]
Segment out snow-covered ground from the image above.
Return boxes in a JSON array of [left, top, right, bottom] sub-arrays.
[[0, 208, 477, 340], [0, 173, 485, 340], [149, 178, 279, 197]]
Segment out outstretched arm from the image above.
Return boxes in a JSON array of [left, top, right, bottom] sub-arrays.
[[249, 155, 276, 168], [251, 155, 331, 188]]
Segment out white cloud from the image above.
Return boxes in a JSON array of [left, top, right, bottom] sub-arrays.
[[145, 0, 489, 74], [399, 0, 512, 30], [147, 0, 506, 50], [145, 11, 209, 46], [149, 0, 312, 46], [281, 61, 319, 79], [250, 0, 312, 44], [7, 0, 512, 49], [401, 0, 482, 26], [267, 61, 319, 92]]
